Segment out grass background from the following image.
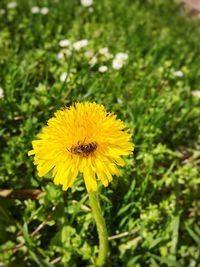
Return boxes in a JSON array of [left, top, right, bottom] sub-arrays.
[[0, 0, 200, 266]]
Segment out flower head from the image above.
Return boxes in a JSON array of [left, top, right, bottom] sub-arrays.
[[0, 87, 4, 98], [173, 70, 184, 77], [98, 47, 113, 60], [89, 56, 98, 66], [31, 6, 40, 14], [73, 39, 88, 50], [85, 50, 94, 59], [115, 52, 128, 61], [192, 90, 200, 98], [7, 2, 17, 9], [59, 39, 70, 48], [60, 72, 68, 82], [0, 9, 5, 15], [40, 7, 49, 15], [99, 47, 109, 55], [80, 0, 93, 7], [28, 102, 133, 192], [112, 52, 128, 69], [98, 65, 108, 73], [112, 58, 124, 70], [57, 52, 65, 60]]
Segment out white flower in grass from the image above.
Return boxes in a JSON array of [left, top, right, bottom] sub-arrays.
[[73, 39, 88, 50], [85, 50, 94, 59], [89, 56, 97, 66], [60, 72, 68, 82], [57, 52, 65, 60], [112, 52, 128, 69], [7, 2, 17, 9], [173, 70, 184, 77], [59, 39, 70, 47], [115, 52, 128, 61], [0, 9, 5, 15], [99, 47, 109, 55], [31, 6, 40, 14], [80, 0, 93, 7], [99, 47, 113, 60], [98, 65, 108, 73], [192, 90, 200, 99], [0, 87, 4, 98], [40, 7, 49, 15], [112, 58, 123, 70]]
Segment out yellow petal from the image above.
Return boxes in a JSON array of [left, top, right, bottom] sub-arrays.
[[83, 164, 97, 192]]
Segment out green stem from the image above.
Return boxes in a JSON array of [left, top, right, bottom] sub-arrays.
[[88, 191, 109, 267]]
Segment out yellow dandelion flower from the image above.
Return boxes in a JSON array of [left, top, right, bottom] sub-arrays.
[[28, 102, 134, 192]]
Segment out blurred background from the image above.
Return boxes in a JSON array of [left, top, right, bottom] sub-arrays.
[[0, 0, 200, 266]]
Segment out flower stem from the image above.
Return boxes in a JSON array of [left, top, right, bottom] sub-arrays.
[[88, 191, 109, 267]]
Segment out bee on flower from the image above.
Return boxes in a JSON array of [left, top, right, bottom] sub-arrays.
[[29, 102, 133, 192]]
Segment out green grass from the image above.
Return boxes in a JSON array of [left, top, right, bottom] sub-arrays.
[[0, 0, 200, 266]]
